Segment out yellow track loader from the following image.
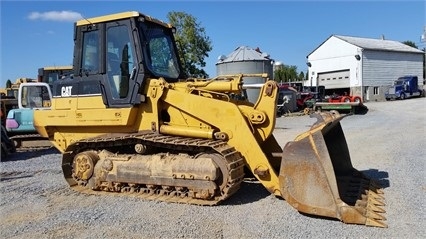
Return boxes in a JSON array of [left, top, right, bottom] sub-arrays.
[[33, 11, 386, 227]]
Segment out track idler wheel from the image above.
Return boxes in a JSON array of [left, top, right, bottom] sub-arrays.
[[196, 153, 228, 198], [72, 151, 99, 186]]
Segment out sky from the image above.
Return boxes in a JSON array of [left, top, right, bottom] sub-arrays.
[[1, 0, 425, 87]]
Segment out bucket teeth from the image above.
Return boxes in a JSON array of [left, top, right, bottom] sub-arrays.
[[367, 183, 385, 194], [369, 186, 384, 195], [353, 196, 387, 226], [355, 196, 384, 209], [368, 204, 386, 214], [362, 194, 387, 226], [366, 210, 387, 221], [361, 179, 384, 194], [363, 191, 386, 206], [345, 188, 385, 204], [338, 175, 387, 227], [357, 192, 385, 205], [366, 218, 388, 228]]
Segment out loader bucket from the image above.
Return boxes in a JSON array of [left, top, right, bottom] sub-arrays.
[[279, 111, 387, 227]]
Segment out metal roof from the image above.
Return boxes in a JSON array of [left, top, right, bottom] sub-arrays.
[[334, 35, 424, 53], [217, 46, 271, 63], [307, 35, 424, 57]]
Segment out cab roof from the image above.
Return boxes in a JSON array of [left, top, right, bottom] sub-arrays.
[[76, 11, 172, 28], [42, 66, 73, 71]]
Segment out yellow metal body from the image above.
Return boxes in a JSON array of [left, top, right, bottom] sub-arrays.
[[35, 75, 282, 193]]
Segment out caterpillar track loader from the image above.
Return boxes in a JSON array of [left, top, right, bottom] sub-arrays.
[[33, 11, 386, 227]]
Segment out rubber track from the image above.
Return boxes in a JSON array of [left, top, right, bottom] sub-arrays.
[[9, 133, 44, 140], [65, 131, 246, 205], [15, 146, 53, 152], [9, 134, 52, 152]]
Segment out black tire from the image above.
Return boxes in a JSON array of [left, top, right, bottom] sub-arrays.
[[0, 144, 6, 161], [9, 140, 16, 153], [400, 93, 405, 100], [354, 97, 362, 103], [13, 139, 21, 149]]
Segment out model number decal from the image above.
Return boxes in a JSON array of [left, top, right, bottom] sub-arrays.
[[61, 86, 73, 97]]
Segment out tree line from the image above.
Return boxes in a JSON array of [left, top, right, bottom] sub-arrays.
[[273, 65, 307, 83]]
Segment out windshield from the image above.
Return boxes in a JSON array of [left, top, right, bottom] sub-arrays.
[[139, 21, 181, 80], [394, 80, 404, 86]]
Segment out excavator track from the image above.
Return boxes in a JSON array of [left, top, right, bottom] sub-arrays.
[[62, 131, 245, 205], [9, 133, 51, 150]]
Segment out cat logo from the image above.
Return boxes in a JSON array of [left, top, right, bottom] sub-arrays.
[[61, 86, 73, 97]]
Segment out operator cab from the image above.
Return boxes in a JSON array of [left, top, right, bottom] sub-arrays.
[[38, 66, 73, 86], [51, 11, 184, 108]]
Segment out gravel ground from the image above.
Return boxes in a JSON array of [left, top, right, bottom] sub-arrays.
[[1, 98, 425, 239]]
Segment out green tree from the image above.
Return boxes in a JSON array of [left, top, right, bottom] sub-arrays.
[[402, 40, 418, 49], [167, 11, 212, 78], [6, 79, 12, 88], [298, 71, 305, 81], [274, 65, 298, 82]]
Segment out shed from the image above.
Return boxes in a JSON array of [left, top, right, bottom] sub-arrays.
[[306, 35, 424, 101]]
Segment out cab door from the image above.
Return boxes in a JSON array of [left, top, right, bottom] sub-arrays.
[[102, 20, 139, 107]]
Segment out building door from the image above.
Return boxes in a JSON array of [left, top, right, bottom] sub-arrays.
[[317, 70, 350, 89]]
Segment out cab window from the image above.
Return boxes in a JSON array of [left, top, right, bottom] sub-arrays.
[[81, 31, 100, 74], [21, 85, 51, 108]]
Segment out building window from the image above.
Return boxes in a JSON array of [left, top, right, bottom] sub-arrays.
[[373, 87, 379, 95]]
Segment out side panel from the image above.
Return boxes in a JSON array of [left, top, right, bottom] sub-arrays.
[[6, 109, 35, 133], [363, 51, 423, 87], [37, 98, 138, 127]]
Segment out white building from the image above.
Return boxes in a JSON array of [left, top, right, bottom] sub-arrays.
[[306, 35, 424, 101]]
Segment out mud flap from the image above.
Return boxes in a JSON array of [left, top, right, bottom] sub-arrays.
[[279, 111, 387, 227]]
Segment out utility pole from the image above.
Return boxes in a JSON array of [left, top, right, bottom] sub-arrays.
[[422, 26, 425, 85]]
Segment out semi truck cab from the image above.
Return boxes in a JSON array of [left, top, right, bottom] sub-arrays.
[[385, 76, 425, 100]]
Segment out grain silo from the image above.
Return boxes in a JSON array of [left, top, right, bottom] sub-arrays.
[[216, 46, 274, 104]]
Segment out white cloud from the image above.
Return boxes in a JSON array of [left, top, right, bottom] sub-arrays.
[[28, 10, 83, 22]]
